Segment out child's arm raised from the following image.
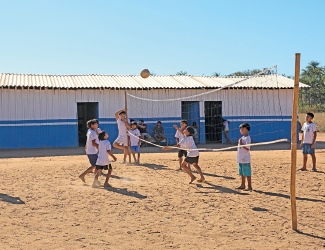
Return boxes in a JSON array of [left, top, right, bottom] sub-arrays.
[[173, 125, 184, 134], [107, 150, 117, 162], [115, 109, 125, 121]]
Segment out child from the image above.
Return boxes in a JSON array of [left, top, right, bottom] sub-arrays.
[[300, 113, 317, 171], [223, 118, 232, 143], [192, 121, 200, 143], [174, 120, 190, 170], [163, 126, 205, 183], [93, 131, 117, 188], [236, 122, 252, 190], [128, 121, 141, 164], [79, 119, 100, 183], [113, 109, 131, 164]]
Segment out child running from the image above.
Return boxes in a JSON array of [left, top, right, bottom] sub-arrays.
[[92, 131, 117, 188], [236, 122, 252, 190], [163, 126, 205, 184], [299, 112, 317, 171], [174, 120, 190, 170], [128, 121, 141, 164], [79, 119, 100, 183], [113, 109, 131, 164]]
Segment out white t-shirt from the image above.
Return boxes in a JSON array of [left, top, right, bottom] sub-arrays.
[[86, 129, 99, 155], [96, 140, 112, 166], [117, 117, 130, 137], [223, 121, 229, 129], [236, 135, 251, 164], [179, 136, 199, 157], [302, 122, 316, 144], [175, 129, 186, 142], [128, 129, 141, 146]]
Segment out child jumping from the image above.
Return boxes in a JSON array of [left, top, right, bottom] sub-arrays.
[[128, 121, 141, 164], [300, 112, 317, 171], [236, 122, 252, 190], [163, 126, 205, 184], [174, 120, 190, 170], [92, 131, 117, 188], [79, 119, 100, 183], [113, 109, 131, 164]]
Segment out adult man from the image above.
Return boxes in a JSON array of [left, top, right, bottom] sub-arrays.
[[138, 119, 151, 147], [154, 121, 166, 145]]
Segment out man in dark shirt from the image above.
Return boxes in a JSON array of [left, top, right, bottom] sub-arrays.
[[154, 121, 166, 145], [138, 119, 151, 147]]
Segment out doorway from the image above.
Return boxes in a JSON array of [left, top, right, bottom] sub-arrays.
[[181, 101, 200, 141], [77, 102, 98, 147], [204, 101, 222, 142]]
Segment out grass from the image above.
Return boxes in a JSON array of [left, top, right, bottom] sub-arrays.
[[299, 112, 325, 132]]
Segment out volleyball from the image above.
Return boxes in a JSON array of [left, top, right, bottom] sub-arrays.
[[140, 69, 150, 78]]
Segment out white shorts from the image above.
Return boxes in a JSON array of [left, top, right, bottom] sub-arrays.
[[114, 135, 128, 146]]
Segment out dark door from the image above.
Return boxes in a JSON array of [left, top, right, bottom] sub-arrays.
[[205, 101, 222, 142], [77, 102, 98, 147]]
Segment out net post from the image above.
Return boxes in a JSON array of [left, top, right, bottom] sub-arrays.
[[290, 53, 300, 231], [125, 90, 131, 163]]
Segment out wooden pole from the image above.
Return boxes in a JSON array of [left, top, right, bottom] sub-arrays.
[[125, 90, 132, 163], [290, 53, 300, 230]]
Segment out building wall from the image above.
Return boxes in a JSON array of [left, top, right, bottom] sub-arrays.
[[0, 87, 294, 149]]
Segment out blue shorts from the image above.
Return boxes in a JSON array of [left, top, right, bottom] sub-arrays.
[[302, 144, 315, 155], [238, 163, 251, 177], [87, 154, 98, 166], [131, 146, 140, 153]]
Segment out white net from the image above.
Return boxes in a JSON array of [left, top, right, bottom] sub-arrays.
[[127, 65, 291, 151]]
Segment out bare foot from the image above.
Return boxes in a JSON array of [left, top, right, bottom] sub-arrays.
[[92, 180, 101, 188], [236, 186, 245, 189], [189, 177, 197, 184], [298, 168, 307, 171], [197, 178, 205, 182], [247, 186, 253, 191], [104, 183, 112, 188], [312, 168, 317, 172], [79, 175, 85, 183]]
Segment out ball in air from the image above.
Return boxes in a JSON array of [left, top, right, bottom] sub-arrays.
[[140, 69, 150, 78]]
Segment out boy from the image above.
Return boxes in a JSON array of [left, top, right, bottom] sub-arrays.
[[92, 131, 117, 188], [154, 121, 166, 145], [138, 119, 151, 147], [163, 127, 205, 184], [174, 120, 190, 170], [223, 118, 233, 143], [113, 109, 131, 164], [300, 112, 317, 171], [128, 121, 141, 164], [236, 122, 252, 190], [79, 119, 100, 183]]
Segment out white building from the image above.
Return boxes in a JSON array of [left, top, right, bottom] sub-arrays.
[[0, 73, 307, 149]]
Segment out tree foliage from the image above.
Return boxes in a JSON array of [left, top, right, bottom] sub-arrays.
[[176, 71, 187, 75], [299, 61, 325, 110]]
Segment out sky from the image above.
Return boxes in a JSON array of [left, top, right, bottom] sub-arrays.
[[0, 0, 324, 77]]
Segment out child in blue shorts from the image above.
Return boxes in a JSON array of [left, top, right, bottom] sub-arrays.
[[128, 122, 141, 164], [236, 122, 252, 190], [300, 112, 317, 171]]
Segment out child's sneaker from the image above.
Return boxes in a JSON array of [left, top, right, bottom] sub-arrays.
[[119, 161, 127, 164]]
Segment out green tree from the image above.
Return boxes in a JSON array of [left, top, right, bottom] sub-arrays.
[[227, 68, 275, 76], [212, 72, 221, 77], [176, 71, 187, 75], [299, 61, 325, 108]]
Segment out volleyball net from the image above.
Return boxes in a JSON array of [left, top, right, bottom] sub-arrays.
[[126, 65, 291, 151]]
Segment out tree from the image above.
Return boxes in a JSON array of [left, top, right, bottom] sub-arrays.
[[176, 71, 187, 75], [212, 72, 221, 77], [299, 61, 325, 108], [227, 68, 275, 77]]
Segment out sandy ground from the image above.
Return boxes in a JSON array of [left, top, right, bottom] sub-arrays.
[[0, 148, 324, 249]]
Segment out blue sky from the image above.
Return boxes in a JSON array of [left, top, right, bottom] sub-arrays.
[[0, 0, 324, 76]]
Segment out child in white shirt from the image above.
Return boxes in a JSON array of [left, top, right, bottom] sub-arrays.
[[236, 122, 252, 190], [300, 112, 317, 171], [128, 122, 141, 164], [174, 120, 190, 170], [223, 119, 233, 143], [163, 126, 205, 184], [93, 131, 117, 188]]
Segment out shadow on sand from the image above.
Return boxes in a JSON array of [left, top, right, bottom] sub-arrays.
[[105, 187, 147, 199], [194, 183, 249, 195], [0, 193, 25, 204], [295, 230, 325, 241], [254, 190, 325, 203]]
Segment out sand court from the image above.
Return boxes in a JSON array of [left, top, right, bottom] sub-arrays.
[[0, 149, 324, 249]]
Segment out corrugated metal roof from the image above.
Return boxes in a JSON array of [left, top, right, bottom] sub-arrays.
[[0, 73, 309, 89]]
